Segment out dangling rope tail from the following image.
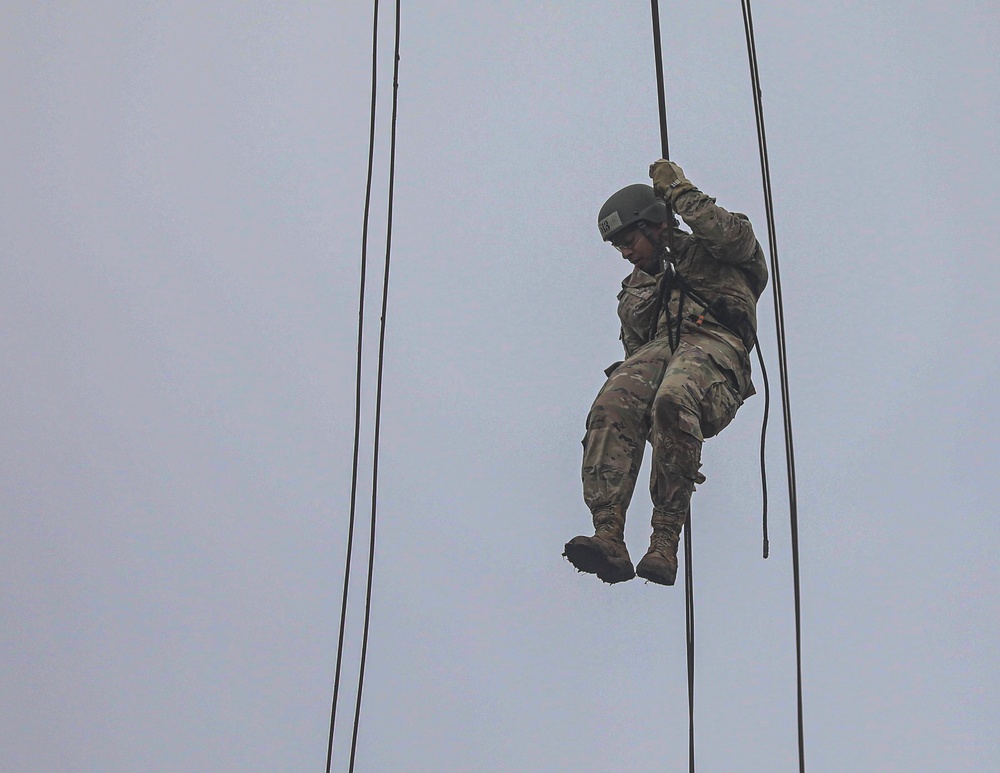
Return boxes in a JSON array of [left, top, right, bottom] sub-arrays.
[[741, 1, 806, 770]]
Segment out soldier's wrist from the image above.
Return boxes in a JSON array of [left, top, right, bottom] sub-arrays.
[[665, 182, 697, 206], [665, 180, 695, 201]]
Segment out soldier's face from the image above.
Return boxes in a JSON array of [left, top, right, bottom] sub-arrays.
[[613, 227, 661, 275]]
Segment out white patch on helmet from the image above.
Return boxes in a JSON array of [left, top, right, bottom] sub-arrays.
[[598, 211, 623, 238]]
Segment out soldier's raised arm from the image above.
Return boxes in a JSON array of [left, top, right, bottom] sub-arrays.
[[649, 159, 761, 267]]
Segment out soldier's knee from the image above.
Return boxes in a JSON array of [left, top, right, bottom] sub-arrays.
[[593, 385, 645, 423], [653, 396, 703, 442], [653, 396, 681, 427]]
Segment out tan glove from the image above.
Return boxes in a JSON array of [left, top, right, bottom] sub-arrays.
[[649, 159, 694, 201]]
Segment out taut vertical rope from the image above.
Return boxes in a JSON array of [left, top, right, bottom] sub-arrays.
[[326, 1, 380, 770], [649, 3, 695, 770], [740, 2, 806, 770], [683, 518, 695, 773], [347, 1, 402, 770]]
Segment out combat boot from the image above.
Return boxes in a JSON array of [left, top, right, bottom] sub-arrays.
[[563, 504, 635, 584], [635, 508, 687, 586]]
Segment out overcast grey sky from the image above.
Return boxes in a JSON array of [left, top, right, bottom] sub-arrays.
[[3, 2, 999, 771]]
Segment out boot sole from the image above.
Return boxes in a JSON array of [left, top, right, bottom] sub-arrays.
[[563, 540, 635, 584], [635, 559, 677, 586]]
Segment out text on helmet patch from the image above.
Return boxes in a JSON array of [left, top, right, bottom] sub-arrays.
[[598, 211, 623, 237]]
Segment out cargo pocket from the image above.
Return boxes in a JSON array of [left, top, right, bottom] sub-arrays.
[[700, 377, 744, 439]]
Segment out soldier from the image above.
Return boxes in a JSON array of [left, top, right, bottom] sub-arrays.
[[563, 160, 768, 585]]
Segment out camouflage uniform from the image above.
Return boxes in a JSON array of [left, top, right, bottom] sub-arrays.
[[582, 188, 768, 529]]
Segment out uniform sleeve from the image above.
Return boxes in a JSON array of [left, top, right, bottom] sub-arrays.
[[672, 188, 761, 266]]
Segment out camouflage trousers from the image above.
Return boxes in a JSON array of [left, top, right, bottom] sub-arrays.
[[582, 330, 746, 517]]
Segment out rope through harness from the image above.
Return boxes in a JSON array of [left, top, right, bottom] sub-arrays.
[[647, 3, 696, 769], [649, 2, 804, 770]]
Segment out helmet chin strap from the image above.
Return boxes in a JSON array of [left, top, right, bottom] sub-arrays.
[[636, 220, 675, 276]]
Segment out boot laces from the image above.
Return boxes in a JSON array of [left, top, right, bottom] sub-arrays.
[[593, 508, 624, 539], [649, 528, 678, 557]]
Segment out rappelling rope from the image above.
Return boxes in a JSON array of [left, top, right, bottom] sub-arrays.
[[650, 2, 804, 770], [682, 521, 696, 773], [740, 1, 806, 770], [325, 0, 380, 769], [326, 1, 402, 771], [348, 3, 401, 770], [647, 3, 696, 770]]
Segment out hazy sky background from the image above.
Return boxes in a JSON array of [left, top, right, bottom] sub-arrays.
[[3, 2, 999, 771]]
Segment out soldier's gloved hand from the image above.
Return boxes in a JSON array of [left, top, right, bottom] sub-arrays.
[[649, 159, 694, 201]]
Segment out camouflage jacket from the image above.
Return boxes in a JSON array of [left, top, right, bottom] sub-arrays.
[[616, 188, 768, 395]]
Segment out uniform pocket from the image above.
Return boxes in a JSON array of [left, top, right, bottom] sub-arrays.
[[618, 285, 659, 337], [700, 378, 744, 439]]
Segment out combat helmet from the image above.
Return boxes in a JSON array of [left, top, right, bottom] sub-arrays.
[[597, 184, 668, 242]]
